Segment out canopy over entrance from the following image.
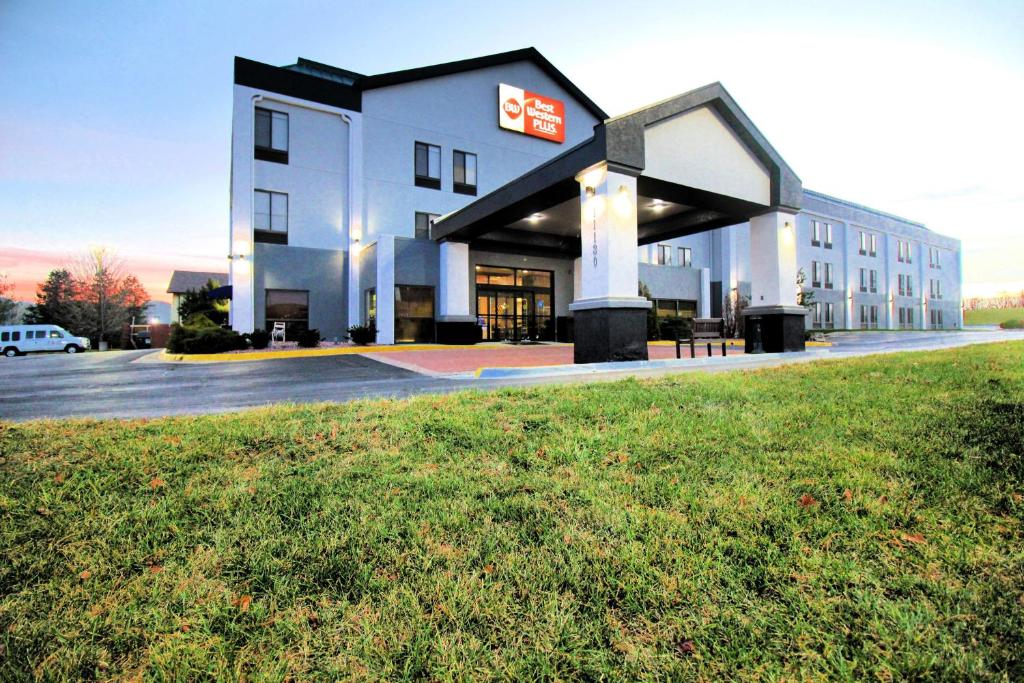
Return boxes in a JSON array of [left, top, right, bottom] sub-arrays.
[[433, 82, 807, 362], [432, 82, 802, 255]]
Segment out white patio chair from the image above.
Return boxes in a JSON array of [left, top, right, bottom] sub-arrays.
[[271, 322, 286, 345]]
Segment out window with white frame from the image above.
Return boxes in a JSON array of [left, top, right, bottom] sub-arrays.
[[869, 269, 878, 293], [812, 301, 822, 328], [255, 108, 289, 163], [254, 190, 288, 242], [414, 141, 441, 189], [869, 234, 877, 257], [906, 275, 913, 297], [824, 263, 833, 289], [859, 231, 867, 255], [859, 268, 867, 292], [414, 212, 439, 240], [678, 247, 692, 268], [824, 223, 833, 249], [657, 245, 672, 265], [811, 260, 821, 288], [824, 302, 834, 327], [811, 221, 821, 246], [453, 150, 477, 195], [929, 247, 941, 269], [898, 274, 906, 296], [930, 279, 942, 299]]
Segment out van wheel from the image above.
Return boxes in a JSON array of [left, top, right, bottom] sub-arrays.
[[65, 344, 81, 354], [3, 347, 19, 358]]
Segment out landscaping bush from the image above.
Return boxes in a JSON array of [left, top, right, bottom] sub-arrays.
[[297, 328, 321, 348], [247, 328, 271, 349], [999, 319, 1024, 329], [658, 317, 692, 341], [348, 322, 376, 345], [167, 324, 247, 354], [182, 312, 220, 329]]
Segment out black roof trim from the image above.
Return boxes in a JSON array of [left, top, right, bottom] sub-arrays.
[[359, 47, 608, 121], [234, 57, 362, 111]]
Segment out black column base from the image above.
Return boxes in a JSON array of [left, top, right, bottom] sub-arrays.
[[572, 307, 649, 364], [436, 321, 481, 345], [742, 306, 807, 353]]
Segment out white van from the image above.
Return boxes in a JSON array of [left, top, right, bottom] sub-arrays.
[[0, 324, 91, 357]]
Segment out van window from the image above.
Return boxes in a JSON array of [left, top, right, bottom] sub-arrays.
[[12, 331, 20, 341], [1, 332, 8, 342], [50, 330, 63, 338]]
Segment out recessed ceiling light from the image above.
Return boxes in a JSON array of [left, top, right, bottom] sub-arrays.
[[528, 213, 545, 223]]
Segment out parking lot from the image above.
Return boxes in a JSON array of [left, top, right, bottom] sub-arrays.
[[1, 329, 1021, 422]]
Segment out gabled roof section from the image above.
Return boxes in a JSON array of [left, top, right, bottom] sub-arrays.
[[235, 48, 606, 121], [167, 271, 228, 294], [602, 82, 801, 210], [359, 47, 608, 121]]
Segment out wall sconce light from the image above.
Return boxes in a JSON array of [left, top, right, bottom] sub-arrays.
[[232, 239, 251, 258], [584, 186, 595, 198]]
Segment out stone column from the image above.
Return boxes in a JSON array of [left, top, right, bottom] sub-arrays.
[[743, 211, 807, 352], [375, 235, 395, 345], [700, 268, 712, 318], [568, 163, 651, 363], [436, 240, 479, 344]]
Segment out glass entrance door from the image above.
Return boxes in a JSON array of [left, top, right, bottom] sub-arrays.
[[477, 289, 553, 341]]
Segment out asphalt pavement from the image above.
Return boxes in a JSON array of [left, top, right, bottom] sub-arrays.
[[1, 329, 1020, 422]]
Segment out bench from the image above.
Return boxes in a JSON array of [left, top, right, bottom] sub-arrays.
[[675, 318, 729, 359]]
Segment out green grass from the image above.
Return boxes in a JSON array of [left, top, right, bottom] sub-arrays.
[[965, 306, 1024, 326], [2, 344, 1023, 681]]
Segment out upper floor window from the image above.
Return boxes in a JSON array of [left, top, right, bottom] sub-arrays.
[[678, 247, 692, 268], [254, 190, 288, 244], [859, 231, 877, 257], [657, 244, 672, 265], [811, 260, 821, 288], [859, 268, 867, 292], [869, 269, 878, 293], [824, 262, 834, 289], [414, 142, 441, 189], [929, 247, 941, 269], [414, 212, 439, 240], [453, 150, 477, 196], [824, 223, 833, 249], [930, 279, 942, 299], [811, 221, 821, 247], [255, 108, 288, 164], [897, 240, 913, 263], [824, 302, 834, 326]]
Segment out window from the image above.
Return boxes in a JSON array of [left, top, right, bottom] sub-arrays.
[[811, 261, 821, 288], [414, 142, 441, 189], [265, 289, 308, 340], [859, 268, 867, 292], [812, 302, 822, 328], [860, 304, 878, 329], [49, 330, 63, 338], [870, 234, 877, 257], [678, 247, 692, 268], [824, 263, 834, 289], [898, 274, 905, 297], [414, 212, 439, 240], [930, 308, 944, 329], [475, 265, 516, 286], [364, 288, 376, 326], [654, 299, 698, 319], [824, 223, 833, 249], [1, 331, 8, 341], [824, 302, 834, 327], [899, 307, 915, 329], [254, 190, 288, 244], [906, 275, 913, 297], [859, 231, 867, 256], [395, 285, 435, 343], [516, 270, 552, 288], [254, 108, 288, 163], [453, 150, 477, 195], [811, 221, 821, 246], [476, 266, 555, 342], [656, 244, 672, 265], [930, 279, 942, 300], [929, 247, 941, 269], [869, 269, 878, 293], [897, 240, 912, 263]]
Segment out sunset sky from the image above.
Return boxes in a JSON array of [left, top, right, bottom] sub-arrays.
[[1, 0, 1022, 303]]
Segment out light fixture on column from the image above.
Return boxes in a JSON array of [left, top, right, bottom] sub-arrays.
[[232, 238, 251, 258], [612, 184, 632, 217]]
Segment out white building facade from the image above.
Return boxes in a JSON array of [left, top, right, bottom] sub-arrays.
[[227, 49, 962, 358]]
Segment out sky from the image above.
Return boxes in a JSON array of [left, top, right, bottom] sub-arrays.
[[1, 0, 1022, 303]]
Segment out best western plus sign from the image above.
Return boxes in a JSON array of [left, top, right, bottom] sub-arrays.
[[498, 83, 566, 143]]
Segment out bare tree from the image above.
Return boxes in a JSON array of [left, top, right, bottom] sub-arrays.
[[0, 274, 19, 324]]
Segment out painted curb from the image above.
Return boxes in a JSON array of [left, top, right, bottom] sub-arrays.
[[476, 350, 833, 379]]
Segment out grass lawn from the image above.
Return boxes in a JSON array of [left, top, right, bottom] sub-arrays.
[[965, 306, 1024, 326], [2, 344, 1023, 681]]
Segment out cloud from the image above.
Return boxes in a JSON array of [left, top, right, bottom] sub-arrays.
[[0, 246, 226, 303]]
